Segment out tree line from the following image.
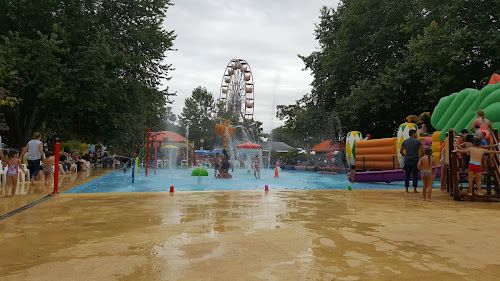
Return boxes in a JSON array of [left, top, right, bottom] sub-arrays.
[[276, 0, 500, 144], [0, 0, 176, 151]]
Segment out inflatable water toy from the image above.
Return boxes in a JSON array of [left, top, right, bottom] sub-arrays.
[[355, 138, 398, 170], [354, 168, 442, 183], [346, 131, 363, 167], [431, 81, 500, 141]]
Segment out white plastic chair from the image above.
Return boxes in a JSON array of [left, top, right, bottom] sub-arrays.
[[180, 159, 187, 168], [113, 159, 121, 169], [85, 161, 91, 171], [0, 162, 7, 185], [164, 159, 169, 168], [157, 160, 164, 168], [18, 164, 30, 182]]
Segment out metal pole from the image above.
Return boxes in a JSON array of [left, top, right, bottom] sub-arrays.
[[154, 134, 158, 175], [53, 143, 60, 194], [186, 125, 189, 169], [146, 128, 150, 177]]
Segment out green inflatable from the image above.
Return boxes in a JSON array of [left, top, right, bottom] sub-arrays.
[[431, 82, 500, 141]]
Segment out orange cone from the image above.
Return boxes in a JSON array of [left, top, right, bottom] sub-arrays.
[[274, 166, 279, 178]]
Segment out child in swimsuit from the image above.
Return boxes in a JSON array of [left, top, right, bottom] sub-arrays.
[[458, 138, 500, 196], [41, 151, 55, 182], [4, 149, 28, 197], [417, 147, 437, 201], [252, 155, 260, 179]]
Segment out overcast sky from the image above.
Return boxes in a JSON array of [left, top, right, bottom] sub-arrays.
[[162, 0, 339, 132]]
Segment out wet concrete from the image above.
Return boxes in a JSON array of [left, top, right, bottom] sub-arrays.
[[0, 188, 499, 280], [0, 169, 112, 216]]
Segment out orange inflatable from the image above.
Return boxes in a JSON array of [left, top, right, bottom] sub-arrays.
[[355, 138, 398, 170]]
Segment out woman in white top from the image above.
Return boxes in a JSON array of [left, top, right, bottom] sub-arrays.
[[21, 132, 45, 183]]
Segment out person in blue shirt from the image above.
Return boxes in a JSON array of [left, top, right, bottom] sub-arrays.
[[400, 130, 424, 193]]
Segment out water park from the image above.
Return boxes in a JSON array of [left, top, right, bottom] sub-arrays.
[[2, 2, 500, 280]]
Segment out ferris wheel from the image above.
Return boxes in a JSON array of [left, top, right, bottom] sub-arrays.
[[220, 59, 254, 121]]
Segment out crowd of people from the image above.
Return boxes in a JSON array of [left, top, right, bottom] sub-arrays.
[[399, 110, 499, 201]]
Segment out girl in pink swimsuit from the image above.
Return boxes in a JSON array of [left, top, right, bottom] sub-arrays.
[[3, 149, 28, 197]]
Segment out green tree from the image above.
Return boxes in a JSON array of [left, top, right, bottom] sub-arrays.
[[0, 0, 176, 151], [281, 0, 500, 139], [178, 87, 217, 150]]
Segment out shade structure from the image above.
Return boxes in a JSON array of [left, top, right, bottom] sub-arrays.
[[212, 148, 223, 155], [195, 150, 212, 156], [312, 140, 346, 152], [191, 167, 208, 176], [236, 142, 262, 149]]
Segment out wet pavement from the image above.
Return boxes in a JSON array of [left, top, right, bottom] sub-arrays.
[[1, 176, 500, 280]]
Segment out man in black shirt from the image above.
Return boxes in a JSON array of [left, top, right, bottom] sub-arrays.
[[400, 130, 424, 193]]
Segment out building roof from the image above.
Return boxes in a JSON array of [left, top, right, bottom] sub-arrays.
[[149, 131, 185, 143], [258, 141, 295, 152]]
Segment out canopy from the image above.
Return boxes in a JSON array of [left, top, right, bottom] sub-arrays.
[[195, 150, 212, 156], [237, 142, 262, 149], [212, 148, 223, 155], [312, 140, 345, 152]]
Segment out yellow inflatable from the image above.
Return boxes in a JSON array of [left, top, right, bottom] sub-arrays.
[[346, 131, 363, 167]]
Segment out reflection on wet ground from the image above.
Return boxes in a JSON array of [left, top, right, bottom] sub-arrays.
[[0, 169, 112, 216], [0, 189, 499, 280]]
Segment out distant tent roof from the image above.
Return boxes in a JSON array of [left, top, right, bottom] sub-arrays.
[[489, 73, 500, 85], [312, 140, 345, 152], [150, 131, 185, 143], [259, 141, 295, 152]]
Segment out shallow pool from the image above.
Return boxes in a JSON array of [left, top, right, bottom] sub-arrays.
[[64, 168, 414, 193]]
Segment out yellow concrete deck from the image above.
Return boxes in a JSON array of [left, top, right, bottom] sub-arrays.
[[0, 169, 112, 216], [0, 181, 499, 280]]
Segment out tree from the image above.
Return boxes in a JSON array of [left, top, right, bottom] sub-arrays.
[[0, 0, 176, 151], [280, 0, 500, 139], [178, 87, 217, 150]]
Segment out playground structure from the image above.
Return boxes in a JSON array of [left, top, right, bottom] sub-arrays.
[[346, 74, 500, 197], [444, 129, 500, 201], [215, 119, 235, 150]]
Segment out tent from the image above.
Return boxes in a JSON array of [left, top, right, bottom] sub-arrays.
[[312, 140, 345, 152]]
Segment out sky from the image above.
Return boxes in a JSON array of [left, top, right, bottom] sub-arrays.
[[162, 0, 339, 132]]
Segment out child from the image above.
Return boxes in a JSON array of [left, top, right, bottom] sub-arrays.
[[41, 151, 55, 183], [348, 165, 356, 183], [3, 149, 28, 197], [253, 155, 260, 179], [458, 139, 500, 195], [417, 147, 437, 201]]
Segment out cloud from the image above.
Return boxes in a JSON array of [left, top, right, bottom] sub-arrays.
[[162, 0, 337, 132]]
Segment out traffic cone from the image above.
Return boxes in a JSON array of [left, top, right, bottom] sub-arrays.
[[274, 166, 279, 178]]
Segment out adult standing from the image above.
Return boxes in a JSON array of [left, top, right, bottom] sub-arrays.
[[21, 132, 45, 183], [399, 130, 424, 193]]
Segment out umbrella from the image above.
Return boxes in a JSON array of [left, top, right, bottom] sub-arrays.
[[236, 142, 262, 149], [195, 150, 212, 156], [212, 148, 223, 155], [164, 145, 179, 149], [191, 167, 208, 176]]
